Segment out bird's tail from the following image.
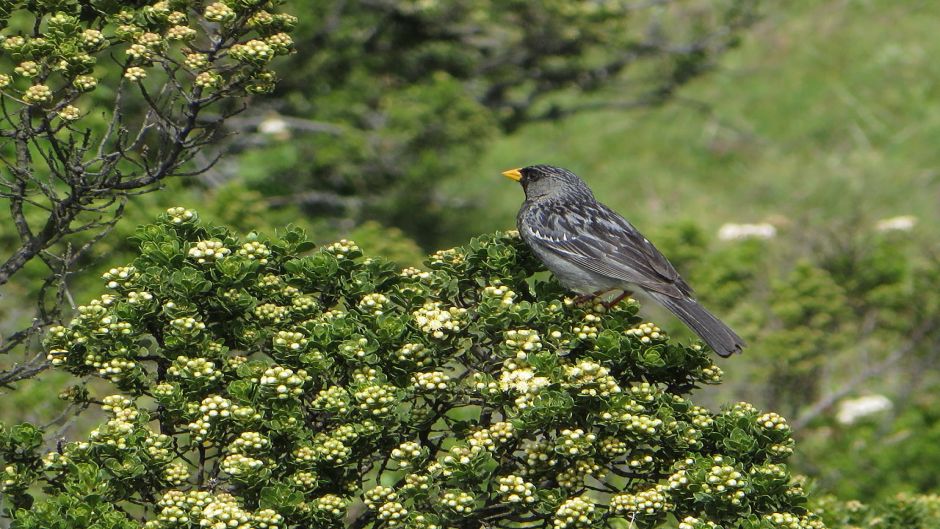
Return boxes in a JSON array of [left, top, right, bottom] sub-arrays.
[[649, 293, 745, 357]]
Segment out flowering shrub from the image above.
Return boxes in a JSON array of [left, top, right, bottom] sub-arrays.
[[0, 0, 297, 367], [2, 210, 823, 528]]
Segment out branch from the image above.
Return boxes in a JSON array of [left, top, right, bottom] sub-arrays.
[[792, 322, 936, 431]]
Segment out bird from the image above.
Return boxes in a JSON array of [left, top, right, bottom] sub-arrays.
[[503, 164, 744, 357]]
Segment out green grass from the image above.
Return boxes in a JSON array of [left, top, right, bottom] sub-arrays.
[[443, 0, 940, 244]]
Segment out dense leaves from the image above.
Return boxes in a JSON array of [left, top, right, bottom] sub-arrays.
[[0, 210, 824, 528]]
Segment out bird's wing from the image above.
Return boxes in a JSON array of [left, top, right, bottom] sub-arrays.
[[520, 201, 692, 298]]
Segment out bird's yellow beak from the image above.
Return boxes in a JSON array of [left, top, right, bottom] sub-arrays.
[[502, 168, 523, 182]]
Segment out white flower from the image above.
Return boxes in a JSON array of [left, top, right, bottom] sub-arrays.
[[875, 215, 916, 232], [717, 222, 777, 241], [836, 394, 892, 425]]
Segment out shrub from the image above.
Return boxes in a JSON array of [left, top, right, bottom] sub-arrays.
[[3, 210, 822, 528], [0, 0, 297, 368]]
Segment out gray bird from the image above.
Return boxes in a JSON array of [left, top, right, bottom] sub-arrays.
[[503, 164, 744, 357]]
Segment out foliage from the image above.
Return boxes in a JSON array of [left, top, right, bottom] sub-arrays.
[[0, 0, 297, 381], [223, 0, 761, 242], [814, 493, 940, 529], [798, 390, 940, 502], [0, 210, 824, 528]]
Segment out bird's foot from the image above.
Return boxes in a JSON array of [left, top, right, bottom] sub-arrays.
[[602, 290, 634, 309], [571, 290, 607, 306], [571, 293, 595, 305]]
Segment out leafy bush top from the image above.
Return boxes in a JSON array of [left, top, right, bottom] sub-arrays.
[[3, 209, 822, 529]]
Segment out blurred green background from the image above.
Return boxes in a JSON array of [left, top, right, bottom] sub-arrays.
[[3, 0, 940, 515]]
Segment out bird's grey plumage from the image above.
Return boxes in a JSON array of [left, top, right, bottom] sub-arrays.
[[511, 164, 745, 357]]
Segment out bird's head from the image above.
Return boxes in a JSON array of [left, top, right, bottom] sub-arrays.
[[502, 164, 595, 202]]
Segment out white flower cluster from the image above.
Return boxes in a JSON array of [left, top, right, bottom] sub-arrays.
[[757, 412, 790, 432], [504, 329, 541, 359], [266, 32, 293, 54], [703, 456, 747, 505], [563, 360, 621, 397], [231, 431, 269, 453], [168, 356, 219, 382], [599, 436, 628, 457], [400, 267, 431, 280], [557, 459, 603, 489], [324, 239, 360, 259], [166, 24, 197, 40], [353, 382, 397, 415], [401, 473, 431, 494], [201, 493, 253, 529], [364, 485, 397, 509], [163, 460, 190, 485], [391, 441, 423, 467], [187, 395, 232, 442], [522, 439, 558, 469], [103, 266, 138, 289], [763, 512, 825, 529], [312, 494, 347, 518], [731, 402, 758, 416], [259, 365, 309, 399], [667, 459, 694, 491], [467, 422, 514, 454], [254, 303, 289, 322], [291, 295, 318, 314], [23, 84, 52, 104], [58, 105, 81, 120], [273, 330, 306, 351], [340, 338, 370, 359], [496, 475, 536, 504], [230, 39, 275, 63], [701, 363, 724, 383], [74, 74, 97, 91], [751, 463, 788, 480], [770, 441, 795, 458], [309, 434, 351, 464], [429, 248, 463, 266], [204, 2, 236, 22], [170, 316, 206, 336], [498, 360, 550, 409], [626, 322, 663, 343], [188, 240, 230, 264], [290, 470, 318, 488], [126, 290, 154, 304], [690, 406, 714, 428], [607, 410, 663, 436], [572, 313, 601, 340], [396, 343, 431, 367], [553, 496, 595, 529], [88, 395, 140, 449], [312, 386, 350, 414], [146, 433, 174, 462], [378, 501, 408, 526], [412, 370, 451, 391], [147, 490, 211, 528], [609, 485, 672, 516], [557, 428, 596, 456], [166, 207, 196, 224], [413, 301, 467, 339], [441, 490, 475, 515], [628, 451, 655, 470], [359, 293, 389, 315], [678, 516, 721, 529], [482, 282, 517, 307], [237, 241, 271, 264]]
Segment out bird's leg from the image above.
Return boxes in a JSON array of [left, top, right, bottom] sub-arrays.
[[603, 290, 634, 309], [573, 290, 608, 305]]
